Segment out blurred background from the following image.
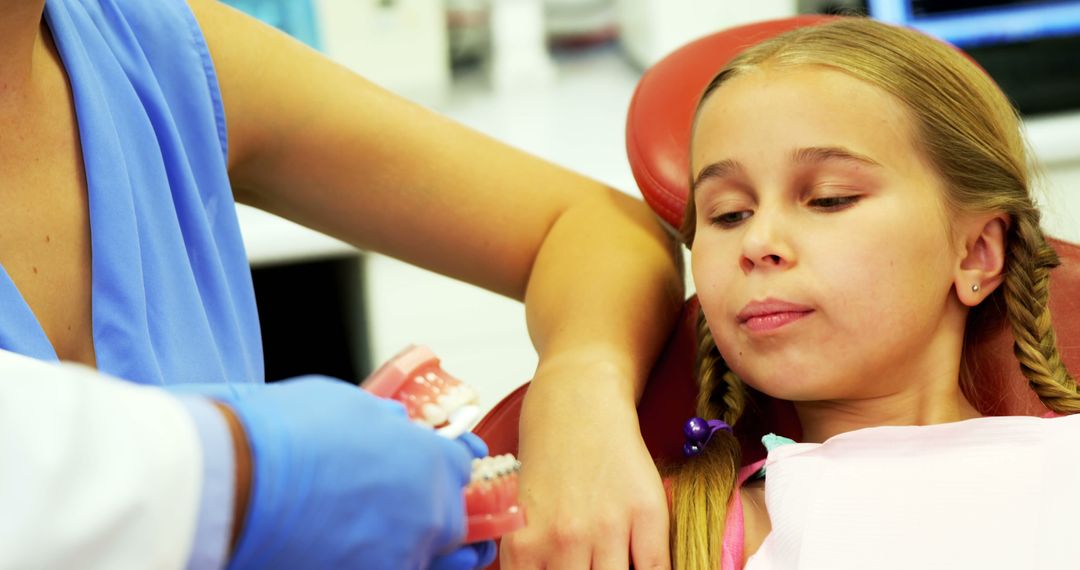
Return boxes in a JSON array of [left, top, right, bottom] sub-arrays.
[[225, 0, 1080, 415]]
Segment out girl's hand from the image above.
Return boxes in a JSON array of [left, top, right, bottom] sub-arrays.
[[501, 370, 671, 570]]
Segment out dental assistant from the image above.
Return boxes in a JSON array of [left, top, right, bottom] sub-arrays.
[[0, 0, 683, 568], [1, 348, 493, 568]]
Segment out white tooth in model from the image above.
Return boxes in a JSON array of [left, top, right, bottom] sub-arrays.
[[422, 402, 448, 426]]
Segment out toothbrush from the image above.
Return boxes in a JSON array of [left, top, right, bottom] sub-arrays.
[[362, 344, 481, 439]]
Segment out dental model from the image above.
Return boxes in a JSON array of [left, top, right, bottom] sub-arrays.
[[364, 344, 527, 542], [362, 344, 480, 438], [465, 454, 526, 543]]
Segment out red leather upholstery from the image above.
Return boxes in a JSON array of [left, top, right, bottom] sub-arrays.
[[627, 15, 835, 230], [475, 15, 1080, 476]]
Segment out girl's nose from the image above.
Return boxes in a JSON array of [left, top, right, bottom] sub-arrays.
[[739, 209, 794, 274]]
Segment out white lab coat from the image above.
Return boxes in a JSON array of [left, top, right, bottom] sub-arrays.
[[0, 350, 201, 568]]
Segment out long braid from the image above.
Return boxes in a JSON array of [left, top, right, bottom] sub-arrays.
[[667, 309, 747, 570], [1002, 212, 1080, 414]]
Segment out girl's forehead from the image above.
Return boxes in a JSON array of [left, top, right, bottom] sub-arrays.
[[691, 65, 922, 173]]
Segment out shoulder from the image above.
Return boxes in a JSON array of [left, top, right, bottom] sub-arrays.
[[178, 0, 306, 170]]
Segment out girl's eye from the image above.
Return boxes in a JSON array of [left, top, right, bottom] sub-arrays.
[[809, 195, 860, 211], [709, 210, 752, 228]]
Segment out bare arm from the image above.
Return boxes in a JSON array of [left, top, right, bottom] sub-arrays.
[[187, 0, 682, 401], [186, 2, 683, 566], [189, 0, 676, 303]]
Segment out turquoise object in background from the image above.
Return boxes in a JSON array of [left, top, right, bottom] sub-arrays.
[[221, 0, 322, 50]]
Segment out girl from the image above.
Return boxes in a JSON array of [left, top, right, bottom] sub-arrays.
[[670, 17, 1080, 569]]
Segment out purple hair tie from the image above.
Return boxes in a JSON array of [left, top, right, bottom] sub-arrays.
[[682, 417, 733, 457]]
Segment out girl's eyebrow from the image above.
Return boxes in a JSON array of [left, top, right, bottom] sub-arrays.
[[692, 159, 744, 192], [793, 146, 883, 168], [692, 146, 883, 192]]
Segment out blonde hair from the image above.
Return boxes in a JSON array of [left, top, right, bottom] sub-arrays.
[[669, 17, 1080, 570]]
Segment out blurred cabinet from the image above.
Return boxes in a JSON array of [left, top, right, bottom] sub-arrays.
[[616, 0, 798, 67], [220, 0, 322, 48], [315, 0, 452, 106]]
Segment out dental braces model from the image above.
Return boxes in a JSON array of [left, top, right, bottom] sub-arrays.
[[363, 344, 480, 439], [466, 454, 526, 543], [363, 344, 526, 542]]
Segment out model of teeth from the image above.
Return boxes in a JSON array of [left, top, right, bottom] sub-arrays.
[[421, 402, 449, 426], [418, 382, 477, 427], [464, 452, 527, 543], [362, 345, 483, 433], [471, 454, 522, 482]]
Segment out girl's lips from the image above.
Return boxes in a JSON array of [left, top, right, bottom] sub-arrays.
[[737, 299, 814, 333], [742, 310, 813, 332]]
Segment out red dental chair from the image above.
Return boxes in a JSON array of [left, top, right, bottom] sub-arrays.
[[474, 10, 1080, 510]]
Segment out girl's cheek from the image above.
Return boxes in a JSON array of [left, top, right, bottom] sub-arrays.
[[692, 261, 734, 305]]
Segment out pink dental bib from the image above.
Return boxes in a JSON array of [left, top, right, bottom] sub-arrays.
[[744, 414, 1080, 569]]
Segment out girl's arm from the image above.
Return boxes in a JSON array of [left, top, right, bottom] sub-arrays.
[[186, 1, 684, 566]]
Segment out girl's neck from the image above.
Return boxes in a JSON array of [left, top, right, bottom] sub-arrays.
[[794, 385, 982, 443]]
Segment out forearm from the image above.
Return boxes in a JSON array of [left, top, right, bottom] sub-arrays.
[[523, 189, 684, 404], [507, 201, 681, 568]]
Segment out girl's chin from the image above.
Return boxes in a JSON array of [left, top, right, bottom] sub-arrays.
[[741, 376, 842, 403]]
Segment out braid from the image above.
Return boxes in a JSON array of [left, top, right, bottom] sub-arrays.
[[694, 309, 748, 424], [667, 309, 747, 570], [1002, 212, 1080, 414]]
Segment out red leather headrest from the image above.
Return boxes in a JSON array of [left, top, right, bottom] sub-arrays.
[[626, 15, 836, 230]]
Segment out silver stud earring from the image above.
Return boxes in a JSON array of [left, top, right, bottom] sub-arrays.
[[972, 284, 981, 293]]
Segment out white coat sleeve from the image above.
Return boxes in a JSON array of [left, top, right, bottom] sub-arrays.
[[0, 349, 203, 569]]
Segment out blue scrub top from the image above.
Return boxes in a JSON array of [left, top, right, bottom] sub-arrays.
[[0, 0, 264, 386]]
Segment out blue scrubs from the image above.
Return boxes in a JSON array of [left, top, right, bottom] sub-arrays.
[[0, 0, 264, 386]]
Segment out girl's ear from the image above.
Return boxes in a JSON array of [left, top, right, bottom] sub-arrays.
[[955, 214, 1009, 307]]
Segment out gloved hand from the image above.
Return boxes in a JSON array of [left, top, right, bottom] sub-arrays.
[[430, 541, 498, 570], [178, 377, 481, 569]]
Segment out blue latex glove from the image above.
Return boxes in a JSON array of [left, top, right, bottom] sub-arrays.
[[457, 432, 489, 458], [430, 540, 498, 570], [180, 377, 478, 569]]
